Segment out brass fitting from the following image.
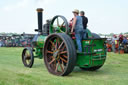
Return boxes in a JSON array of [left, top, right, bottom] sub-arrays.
[[36, 8, 44, 12]]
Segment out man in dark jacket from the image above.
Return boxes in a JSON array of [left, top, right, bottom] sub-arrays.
[[80, 11, 88, 29], [80, 11, 88, 39]]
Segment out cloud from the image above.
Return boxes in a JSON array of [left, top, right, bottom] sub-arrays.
[[2, 0, 57, 11], [35, 0, 57, 7], [3, 0, 30, 12]]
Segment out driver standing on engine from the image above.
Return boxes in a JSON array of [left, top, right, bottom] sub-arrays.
[[71, 9, 84, 52]]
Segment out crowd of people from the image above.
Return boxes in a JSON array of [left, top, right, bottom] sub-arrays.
[[0, 34, 34, 47], [107, 34, 128, 53]]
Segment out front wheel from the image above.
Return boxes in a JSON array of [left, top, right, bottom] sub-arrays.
[[22, 47, 34, 68]]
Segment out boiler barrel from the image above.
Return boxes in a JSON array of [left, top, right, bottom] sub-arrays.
[[32, 35, 47, 48]]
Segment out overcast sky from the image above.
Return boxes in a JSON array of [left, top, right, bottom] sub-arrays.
[[0, 0, 128, 34]]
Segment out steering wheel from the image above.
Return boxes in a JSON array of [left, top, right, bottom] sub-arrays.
[[49, 15, 69, 34]]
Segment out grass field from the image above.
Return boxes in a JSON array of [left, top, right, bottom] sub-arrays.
[[0, 47, 128, 85]]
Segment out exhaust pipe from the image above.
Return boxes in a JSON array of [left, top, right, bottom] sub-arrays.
[[35, 8, 44, 34]]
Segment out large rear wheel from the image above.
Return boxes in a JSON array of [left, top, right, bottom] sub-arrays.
[[43, 33, 76, 76]]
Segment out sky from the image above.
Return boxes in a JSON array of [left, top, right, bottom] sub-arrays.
[[0, 0, 128, 34]]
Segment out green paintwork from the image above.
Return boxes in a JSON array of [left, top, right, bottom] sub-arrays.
[[35, 48, 43, 59], [49, 25, 66, 34], [76, 39, 106, 68], [34, 35, 47, 59], [36, 35, 47, 48], [86, 28, 93, 38], [33, 20, 107, 69]]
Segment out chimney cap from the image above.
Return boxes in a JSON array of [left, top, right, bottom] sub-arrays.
[[37, 8, 44, 12]]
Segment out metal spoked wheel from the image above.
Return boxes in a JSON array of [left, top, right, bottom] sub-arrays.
[[43, 33, 76, 76], [22, 47, 34, 68], [50, 15, 69, 34]]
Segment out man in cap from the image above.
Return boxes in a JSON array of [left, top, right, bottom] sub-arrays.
[[71, 9, 84, 52]]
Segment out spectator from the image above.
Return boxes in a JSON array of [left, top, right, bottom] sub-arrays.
[[122, 37, 128, 44], [112, 35, 118, 52]]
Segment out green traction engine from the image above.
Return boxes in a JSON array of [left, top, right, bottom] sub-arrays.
[[22, 8, 107, 76]]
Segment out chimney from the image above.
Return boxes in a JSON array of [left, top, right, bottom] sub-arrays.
[[36, 8, 44, 34]]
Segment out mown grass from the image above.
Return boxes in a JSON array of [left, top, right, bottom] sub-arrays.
[[0, 47, 128, 85]]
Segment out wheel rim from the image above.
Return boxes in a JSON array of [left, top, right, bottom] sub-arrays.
[[50, 15, 69, 34], [22, 48, 33, 67], [44, 35, 69, 75]]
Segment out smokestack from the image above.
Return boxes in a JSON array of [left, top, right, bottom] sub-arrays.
[[36, 8, 43, 34]]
